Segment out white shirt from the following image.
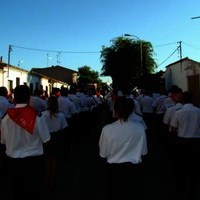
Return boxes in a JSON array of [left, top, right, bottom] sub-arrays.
[[127, 96, 142, 116], [99, 119, 147, 164], [76, 92, 91, 112], [129, 112, 147, 130], [58, 96, 77, 118], [68, 93, 81, 111], [29, 95, 47, 115], [170, 103, 200, 138], [41, 110, 68, 133], [0, 96, 14, 116], [163, 103, 183, 125], [141, 95, 154, 113], [153, 94, 167, 114], [161, 96, 175, 113], [1, 104, 50, 158]]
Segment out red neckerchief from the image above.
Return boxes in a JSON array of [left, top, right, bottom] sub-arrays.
[[7, 105, 37, 134]]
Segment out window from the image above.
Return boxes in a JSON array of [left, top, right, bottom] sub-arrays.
[[16, 77, 20, 86], [8, 80, 13, 92]]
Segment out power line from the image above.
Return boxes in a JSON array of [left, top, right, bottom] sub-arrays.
[[157, 46, 179, 67], [182, 42, 200, 51], [11, 45, 100, 54], [153, 42, 177, 48]]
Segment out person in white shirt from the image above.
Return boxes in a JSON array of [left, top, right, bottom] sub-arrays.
[[140, 89, 154, 141], [41, 95, 68, 189], [99, 96, 147, 200], [29, 88, 47, 116], [0, 87, 14, 163], [170, 91, 200, 200], [0, 85, 50, 200], [58, 87, 77, 120]]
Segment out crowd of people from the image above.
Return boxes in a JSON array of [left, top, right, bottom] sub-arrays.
[[100, 85, 200, 200], [0, 83, 200, 200]]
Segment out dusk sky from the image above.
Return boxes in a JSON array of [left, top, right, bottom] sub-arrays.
[[1, 0, 200, 83]]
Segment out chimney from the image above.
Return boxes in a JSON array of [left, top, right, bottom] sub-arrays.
[[0, 56, 3, 62]]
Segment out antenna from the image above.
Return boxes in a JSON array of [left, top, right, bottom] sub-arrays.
[[47, 54, 49, 67], [18, 60, 24, 67], [57, 52, 61, 65], [46, 53, 52, 67]]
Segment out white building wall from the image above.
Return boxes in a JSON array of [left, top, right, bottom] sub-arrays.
[[164, 60, 198, 91], [2, 66, 29, 91], [0, 65, 72, 96]]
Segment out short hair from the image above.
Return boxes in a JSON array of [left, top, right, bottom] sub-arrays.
[[48, 95, 59, 115], [182, 91, 193, 104], [14, 85, 31, 103], [60, 87, 69, 96], [0, 86, 8, 97], [114, 96, 135, 122]]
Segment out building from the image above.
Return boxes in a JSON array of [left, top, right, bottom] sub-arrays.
[[0, 59, 78, 96], [164, 57, 200, 106], [30, 65, 78, 95]]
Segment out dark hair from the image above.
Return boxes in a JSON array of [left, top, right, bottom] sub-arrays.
[[48, 95, 59, 116], [182, 91, 193, 104], [0, 86, 8, 97], [60, 87, 69, 96], [14, 85, 31, 103], [114, 96, 135, 122]]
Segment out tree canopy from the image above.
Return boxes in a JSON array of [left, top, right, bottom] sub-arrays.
[[78, 65, 102, 85], [100, 36, 157, 91]]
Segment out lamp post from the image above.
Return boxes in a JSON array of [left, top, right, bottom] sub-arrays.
[[124, 34, 143, 76], [191, 16, 200, 19]]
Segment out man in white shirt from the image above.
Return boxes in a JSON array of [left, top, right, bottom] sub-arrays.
[[170, 91, 200, 200], [1, 85, 50, 200]]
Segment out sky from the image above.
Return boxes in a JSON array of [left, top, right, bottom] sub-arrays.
[[1, 0, 200, 84]]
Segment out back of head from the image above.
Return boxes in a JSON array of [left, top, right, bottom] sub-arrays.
[[60, 87, 69, 96], [0, 86, 8, 97], [48, 95, 59, 114], [14, 85, 30, 104], [114, 96, 135, 122], [182, 91, 193, 104], [33, 88, 41, 96]]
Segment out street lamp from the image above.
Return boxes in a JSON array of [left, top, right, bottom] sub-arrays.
[[191, 16, 200, 19], [124, 34, 143, 76]]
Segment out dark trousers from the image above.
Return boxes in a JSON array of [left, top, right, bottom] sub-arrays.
[[106, 162, 144, 200], [173, 137, 200, 200], [6, 155, 44, 200]]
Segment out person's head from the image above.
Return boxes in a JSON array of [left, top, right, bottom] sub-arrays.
[[60, 87, 69, 97], [113, 96, 135, 122], [0, 86, 8, 97], [182, 91, 193, 104], [14, 85, 31, 104], [33, 88, 41, 96], [173, 88, 183, 103], [48, 95, 59, 115]]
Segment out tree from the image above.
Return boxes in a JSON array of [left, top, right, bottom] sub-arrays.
[[78, 65, 102, 85], [100, 36, 157, 91]]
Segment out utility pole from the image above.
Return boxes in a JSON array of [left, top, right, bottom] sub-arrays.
[[7, 45, 12, 78], [178, 41, 183, 72], [178, 41, 182, 60]]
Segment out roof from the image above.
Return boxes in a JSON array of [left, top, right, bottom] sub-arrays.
[[0, 61, 29, 72], [31, 65, 78, 84], [165, 57, 200, 68], [0, 62, 7, 69]]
